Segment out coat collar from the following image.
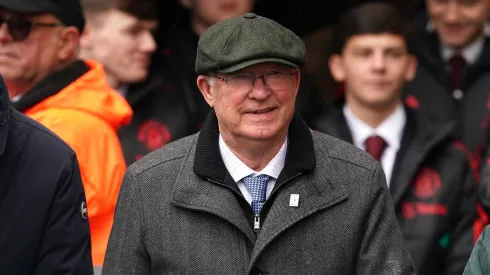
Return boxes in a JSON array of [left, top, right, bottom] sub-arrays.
[[12, 60, 89, 113], [0, 75, 10, 157], [193, 110, 316, 183], [174, 110, 318, 244]]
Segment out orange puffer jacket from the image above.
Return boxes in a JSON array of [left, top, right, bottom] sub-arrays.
[[23, 60, 133, 265]]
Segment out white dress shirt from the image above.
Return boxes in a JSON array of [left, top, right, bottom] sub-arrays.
[[427, 21, 490, 65], [441, 37, 485, 65], [219, 135, 288, 205], [343, 104, 406, 186]]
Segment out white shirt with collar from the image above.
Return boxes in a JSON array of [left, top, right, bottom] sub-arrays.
[[343, 104, 406, 186], [441, 36, 485, 65], [219, 135, 288, 205], [427, 21, 490, 65]]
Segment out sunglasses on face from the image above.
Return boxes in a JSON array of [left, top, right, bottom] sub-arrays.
[[0, 16, 63, 41]]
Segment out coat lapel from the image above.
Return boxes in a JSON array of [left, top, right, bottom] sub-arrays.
[[171, 149, 257, 243], [247, 156, 348, 273], [314, 105, 353, 144]]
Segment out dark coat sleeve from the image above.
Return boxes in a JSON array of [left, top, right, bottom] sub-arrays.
[[356, 165, 417, 275], [102, 170, 150, 275], [445, 156, 478, 275], [33, 154, 94, 275], [463, 225, 490, 275]]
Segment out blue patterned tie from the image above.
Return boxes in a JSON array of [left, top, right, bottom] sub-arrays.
[[242, 175, 270, 214]]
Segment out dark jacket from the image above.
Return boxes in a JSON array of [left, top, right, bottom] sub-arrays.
[[403, 22, 490, 160], [0, 77, 93, 274], [313, 104, 478, 275], [103, 111, 416, 275], [156, 27, 328, 128], [119, 67, 197, 165], [477, 128, 490, 217]]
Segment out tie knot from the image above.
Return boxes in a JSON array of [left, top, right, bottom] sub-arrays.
[[365, 135, 387, 161], [449, 54, 466, 67], [242, 175, 270, 214]]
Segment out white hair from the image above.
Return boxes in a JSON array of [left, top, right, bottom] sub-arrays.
[[207, 76, 215, 87]]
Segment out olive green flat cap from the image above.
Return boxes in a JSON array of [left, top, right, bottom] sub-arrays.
[[195, 13, 306, 75]]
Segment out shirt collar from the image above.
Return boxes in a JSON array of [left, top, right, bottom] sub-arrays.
[[427, 21, 490, 64], [219, 134, 288, 183], [343, 104, 405, 151]]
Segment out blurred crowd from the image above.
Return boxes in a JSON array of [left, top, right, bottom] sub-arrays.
[[2, 0, 490, 274]]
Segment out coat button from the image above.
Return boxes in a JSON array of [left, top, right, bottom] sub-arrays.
[[453, 89, 463, 100]]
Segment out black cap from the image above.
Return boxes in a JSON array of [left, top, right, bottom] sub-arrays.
[[0, 0, 85, 33], [195, 13, 306, 74]]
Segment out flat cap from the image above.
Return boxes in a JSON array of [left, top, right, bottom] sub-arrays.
[[195, 13, 306, 74]]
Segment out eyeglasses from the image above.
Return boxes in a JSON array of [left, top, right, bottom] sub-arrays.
[[211, 70, 294, 91], [0, 16, 64, 41]]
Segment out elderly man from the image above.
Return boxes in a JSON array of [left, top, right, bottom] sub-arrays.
[[103, 13, 416, 274], [0, 0, 132, 266], [0, 74, 93, 274]]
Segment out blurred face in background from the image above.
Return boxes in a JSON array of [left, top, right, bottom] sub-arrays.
[[427, 0, 490, 49], [80, 9, 157, 88], [329, 34, 416, 111], [179, 0, 253, 35]]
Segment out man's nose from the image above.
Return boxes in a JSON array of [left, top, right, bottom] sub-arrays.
[[0, 23, 12, 43], [141, 31, 156, 53], [249, 77, 270, 100]]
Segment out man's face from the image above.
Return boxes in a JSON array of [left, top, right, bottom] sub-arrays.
[[0, 10, 64, 87], [427, 0, 490, 49], [82, 9, 157, 86], [198, 62, 300, 143], [194, 0, 253, 26], [330, 34, 416, 110]]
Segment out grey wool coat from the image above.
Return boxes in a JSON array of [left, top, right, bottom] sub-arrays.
[[103, 112, 416, 275]]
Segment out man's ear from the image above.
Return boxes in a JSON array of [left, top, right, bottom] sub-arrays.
[[328, 54, 346, 82], [79, 22, 93, 51], [57, 27, 80, 63], [197, 75, 215, 108], [292, 69, 301, 98]]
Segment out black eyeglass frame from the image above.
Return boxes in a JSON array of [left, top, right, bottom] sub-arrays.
[[0, 16, 64, 41], [209, 70, 295, 88]]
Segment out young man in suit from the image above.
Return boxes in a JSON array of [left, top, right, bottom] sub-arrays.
[[313, 3, 479, 275]]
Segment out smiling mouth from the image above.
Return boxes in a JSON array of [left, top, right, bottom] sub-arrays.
[[249, 108, 276, 115]]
